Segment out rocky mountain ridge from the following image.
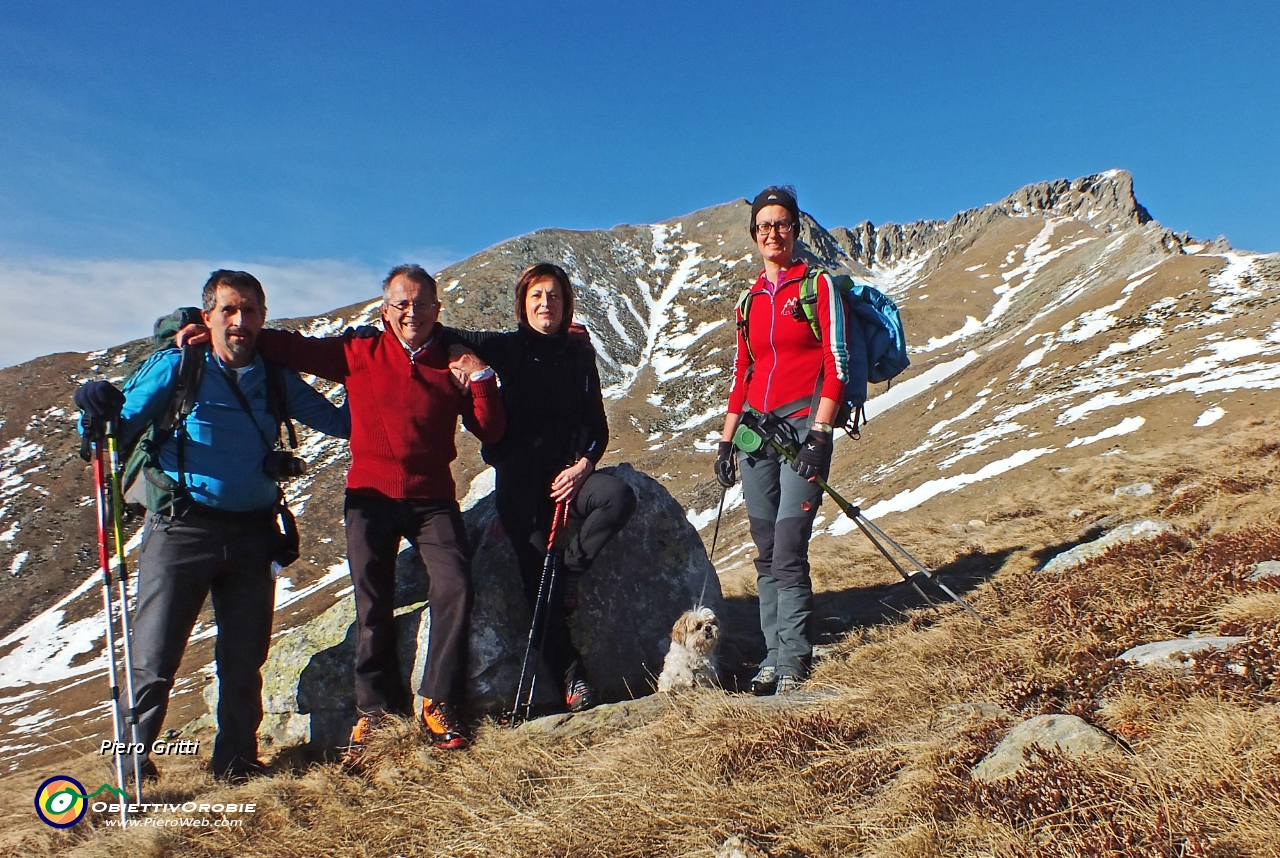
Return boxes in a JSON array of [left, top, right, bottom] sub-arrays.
[[830, 169, 1185, 273]]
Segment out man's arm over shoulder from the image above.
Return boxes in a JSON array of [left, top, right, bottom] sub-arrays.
[[441, 327, 507, 363], [256, 327, 352, 383], [460, 372, 506, 444], [281, 369, 351, 440]]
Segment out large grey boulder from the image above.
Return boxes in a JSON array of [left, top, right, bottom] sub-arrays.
[[971, 713, 1120, 781], [1040, 519, 1174, 575], [1118, 636, 1246, 669], [193, 463, 722, 756], [409, 463, 723, 715]]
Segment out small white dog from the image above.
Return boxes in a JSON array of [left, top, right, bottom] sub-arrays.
[[657, 606, 721, 692]]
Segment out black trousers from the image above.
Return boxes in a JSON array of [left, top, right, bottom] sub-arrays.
[[130, 508, 276, 778], [343, 494, 472, 714], [495, 464, 636, 682]]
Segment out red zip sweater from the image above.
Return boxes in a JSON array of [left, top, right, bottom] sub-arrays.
[[727, 261, 845, 417], [256, 324, 505, 501]]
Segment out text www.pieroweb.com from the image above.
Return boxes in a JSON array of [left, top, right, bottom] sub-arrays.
[[100, 816, 244, 828]]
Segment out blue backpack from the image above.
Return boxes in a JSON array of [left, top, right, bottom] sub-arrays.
[[736, 267, 910, 435]]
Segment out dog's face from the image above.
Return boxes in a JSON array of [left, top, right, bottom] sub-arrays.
[[672, 606, 720, 656]]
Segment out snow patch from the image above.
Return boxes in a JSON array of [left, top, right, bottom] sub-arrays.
[[828, 447, 1055, 533], [1193, 406, 1225, 427], [862, 351, 980, 422], [1066, 416, 1145, 448]]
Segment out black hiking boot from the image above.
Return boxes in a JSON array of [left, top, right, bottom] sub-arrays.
[[564, 676, 597, 712], [749, 666, 777, 696], [214, 758, 266, 784]]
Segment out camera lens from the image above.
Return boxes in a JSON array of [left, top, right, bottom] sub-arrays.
[[263, 451, 307, 480]]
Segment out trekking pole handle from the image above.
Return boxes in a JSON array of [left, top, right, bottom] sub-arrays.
[[547, 499, 570, 551]]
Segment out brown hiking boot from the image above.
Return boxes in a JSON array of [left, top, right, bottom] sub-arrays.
[[421, 699, 468, 750], [345, 713, 383, 762]]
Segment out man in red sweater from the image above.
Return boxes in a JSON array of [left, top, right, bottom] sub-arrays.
[[254, 264, 505, 751]]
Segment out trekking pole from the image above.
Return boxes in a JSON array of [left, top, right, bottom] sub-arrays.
[[105, 421, 144, 798], [694, 487, 729, 609], [738, 412, 984, 623], [89, 439, 131, 824], [808, 470, 983, 623], [511, 499, 571, 723], [708, 487, 727, 563]]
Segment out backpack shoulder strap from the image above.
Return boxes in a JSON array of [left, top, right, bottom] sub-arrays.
[[156, 344, 206, 439], [134, 343, 205, 514], [262, 357, 298, 449], [735, 286, 756, 361], [796, 267, 827, 342]]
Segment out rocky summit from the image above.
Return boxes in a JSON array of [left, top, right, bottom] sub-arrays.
[[1, 169, 1278, 774]]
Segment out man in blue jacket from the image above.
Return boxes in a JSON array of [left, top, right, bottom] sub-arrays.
[[75, 270, 350, 782]]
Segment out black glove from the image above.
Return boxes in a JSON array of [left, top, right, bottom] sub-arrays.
[[791, 430, 830, 481], [345, 324, 381, 338], [74, 381, 125, 441], [714, 441, 737, 488]]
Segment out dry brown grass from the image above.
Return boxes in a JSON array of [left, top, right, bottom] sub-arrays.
[[6, 433, 1280, 857]]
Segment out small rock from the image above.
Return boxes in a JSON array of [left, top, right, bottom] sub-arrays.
[[1118, 637, 1246, 669], [971, 714, 1119, 782], [968, 519, 986, 528], [717, 835, 769, 858], [1042, 519, 1174, 574], [519, 695, 673, 741], [1248, 560, 1280, 582], [1114, 482, 1154, 498], [1169, 482, 1204, 499], [1069, 509, 1084, 519]]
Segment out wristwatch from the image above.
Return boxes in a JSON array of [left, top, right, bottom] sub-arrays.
[[469, 367, 496, 382], [812, 422, 833, 434]]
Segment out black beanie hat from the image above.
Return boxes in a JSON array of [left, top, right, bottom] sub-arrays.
[[750, 185, 800, 235]]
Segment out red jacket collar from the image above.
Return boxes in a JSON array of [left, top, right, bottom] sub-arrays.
[[383, 322, 445, 363]]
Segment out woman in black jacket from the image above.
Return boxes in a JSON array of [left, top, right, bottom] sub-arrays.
[[448, 262, 636, 712]]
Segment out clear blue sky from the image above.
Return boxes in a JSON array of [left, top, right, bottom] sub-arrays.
[[1, 1, 1276, 366]]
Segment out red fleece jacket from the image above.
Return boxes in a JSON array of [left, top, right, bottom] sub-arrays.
[[727, 262, 845, 417], [256, 325, 505, 501]]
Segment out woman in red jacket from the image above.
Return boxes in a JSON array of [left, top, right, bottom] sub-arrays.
[[715, 186, 846, 695]]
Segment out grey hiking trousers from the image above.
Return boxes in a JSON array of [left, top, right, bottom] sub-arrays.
[[129, 507, 276, 778], [740, 415, 832, 679]]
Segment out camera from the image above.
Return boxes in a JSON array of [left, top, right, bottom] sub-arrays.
[[263, 450, 307, 481]]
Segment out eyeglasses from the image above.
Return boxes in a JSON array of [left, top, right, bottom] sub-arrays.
[[385, 299, 438, 314], [755, 220, 794, 236]]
